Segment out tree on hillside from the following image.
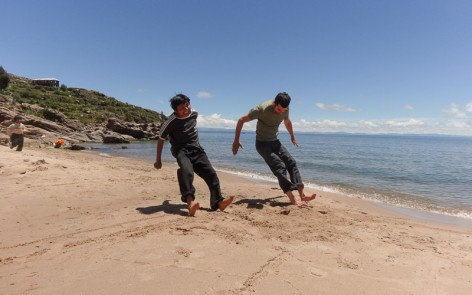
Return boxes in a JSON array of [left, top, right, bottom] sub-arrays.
[[0, 66, 10, 90]]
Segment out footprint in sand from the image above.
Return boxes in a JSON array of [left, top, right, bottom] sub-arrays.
[[175, 246, 192, 257], [32, 159, 48, 165], [280, 209, 290, 215], [309, 267, 327, 277]]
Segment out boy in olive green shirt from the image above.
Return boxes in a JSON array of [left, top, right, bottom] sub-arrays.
[[232, 92, 316, 206]]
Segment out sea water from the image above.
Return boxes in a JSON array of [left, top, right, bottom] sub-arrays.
[[84, 130, 472, 226]]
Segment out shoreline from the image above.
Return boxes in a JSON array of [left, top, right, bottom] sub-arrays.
[[62, 144, 472, 228], [107, 151, 472, 229], [1, 145, 471, 294], [79, 140, 472, 226], [198, 165, 472, 229], [377, 202, 472, 229]]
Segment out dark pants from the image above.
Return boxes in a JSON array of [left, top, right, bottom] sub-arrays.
[[10, 134, 24, 151], [256, 140, 303, 193], [175, 147, 224, 210]]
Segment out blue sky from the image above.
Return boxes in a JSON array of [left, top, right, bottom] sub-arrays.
[[2, 0, 472, 135]]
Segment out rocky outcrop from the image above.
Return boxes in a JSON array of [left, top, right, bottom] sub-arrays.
[[0, 94, 162, 144], [106, 117, 155, 139], [103, 133, 133, 144]]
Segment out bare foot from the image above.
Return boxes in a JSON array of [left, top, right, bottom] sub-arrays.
[[218, 196, 234, 211], [287, 191, 310, 207], [290, 199, 313, 208], [299, 202, 313, 208], [287, 191, 298, 206], [295, 200, 309, 207], [301, 193, 317, 203], [188, 201, 201, 217]]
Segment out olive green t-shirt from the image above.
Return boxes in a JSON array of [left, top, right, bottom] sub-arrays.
[[248, 99, 289, 142]]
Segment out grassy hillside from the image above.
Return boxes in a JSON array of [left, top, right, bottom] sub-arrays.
[[2, 74, 165, 125]]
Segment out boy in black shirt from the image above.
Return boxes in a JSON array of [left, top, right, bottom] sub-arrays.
[[154, 94, 233, 216]]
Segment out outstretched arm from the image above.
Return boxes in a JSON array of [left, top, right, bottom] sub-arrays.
[[233, 115, 250, 155], [284, 118, 299, 147], [154, 138, 165, 169]]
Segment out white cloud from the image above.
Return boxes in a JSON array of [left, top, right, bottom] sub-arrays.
[[466, 102, 472, 113], [197, 113, 238, 129], [293, 119, 317, 130], [194, 114, 471, 136], [443, 103, 467, 118], [385, 119, 425, 127], [446, 120, 471, 129], [404, 104, 414, 111], [136, 88, 145, 93], [315, 103, 326, 109], [318, 119, 347, 127], [359, 120, 378, 128], [294, 119, 346, 130], [316, 102, 357, 112], [197, 91, 214, 99]]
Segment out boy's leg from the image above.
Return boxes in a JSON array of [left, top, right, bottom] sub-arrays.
[[193, 151, 233, 211], [16, 135, 24, 151], [278, 144, 316, 203], [256, 140, 296, 193], [10, 135, 18, 149], [278, 144, 302, 186], [176, 150, 196, 204]]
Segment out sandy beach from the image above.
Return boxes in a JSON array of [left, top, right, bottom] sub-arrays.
[[1, 144, 471, 295]]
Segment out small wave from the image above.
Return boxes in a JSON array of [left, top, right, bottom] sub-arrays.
[[304, 182, 344, 194], [216, 168, 278, 183], [428, 209, 472, 220], [308, 181, 472, 221], [216, 170, 472, 222]]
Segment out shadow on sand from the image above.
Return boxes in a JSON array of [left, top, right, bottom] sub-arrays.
[[136, 200, 212, 216], [233, 195, 291, 209]]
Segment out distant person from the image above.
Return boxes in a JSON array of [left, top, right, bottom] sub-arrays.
[[232, 92, 316, 207], [154, 94, 234, 216], [7, 115, 25, 152]]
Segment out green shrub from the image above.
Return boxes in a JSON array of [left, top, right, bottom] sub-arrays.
[[4, 74, 165, 125], [0, 67, 10, 90], [0, 74, 10, 90]]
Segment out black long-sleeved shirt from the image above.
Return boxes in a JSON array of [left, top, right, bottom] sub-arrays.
[[159, 111, 201, 157]]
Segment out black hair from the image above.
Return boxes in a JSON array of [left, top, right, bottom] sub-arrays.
[[169, 94, 190, 111], [13, 115, 22, 121], [274, 92, 291, 108]]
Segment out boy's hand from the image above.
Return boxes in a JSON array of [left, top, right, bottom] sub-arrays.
[[154, 160, 162, 170], [232, 141, 243, 155]]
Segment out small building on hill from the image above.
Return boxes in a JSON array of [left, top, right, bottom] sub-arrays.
[[32, 78, 60, 87]]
